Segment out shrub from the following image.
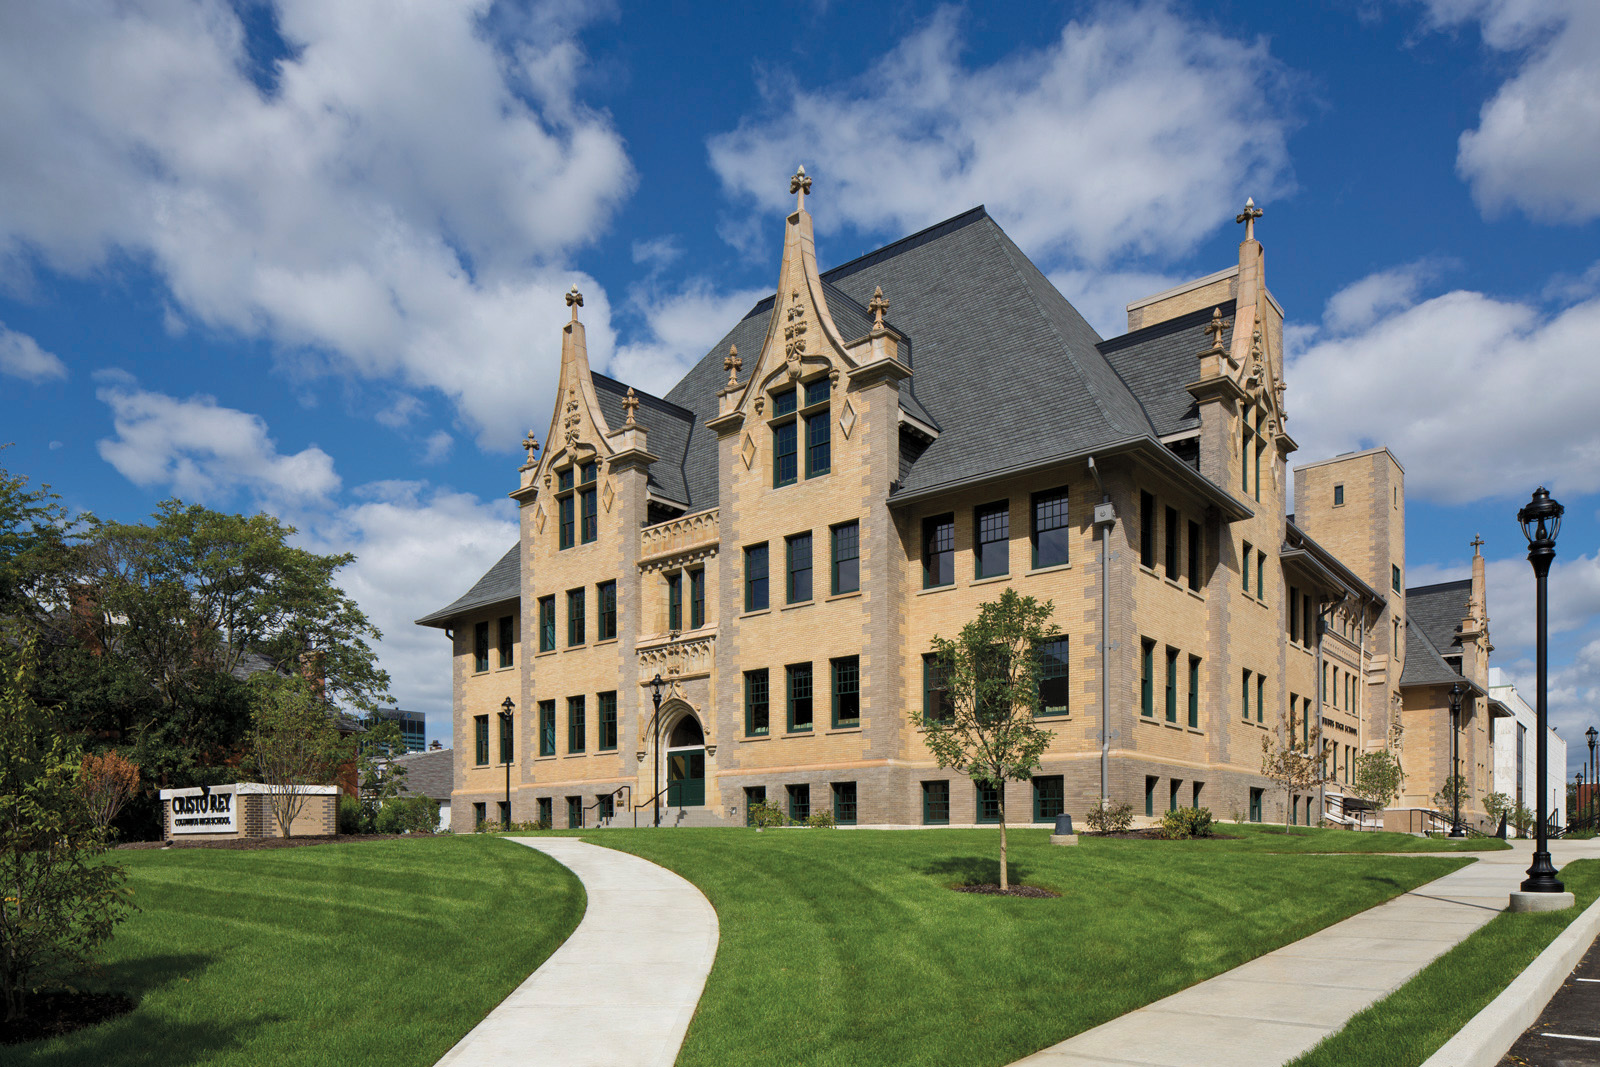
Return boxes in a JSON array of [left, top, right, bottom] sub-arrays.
[[337, 795, 370, 835], [375, 796, 438, 835], [1084, 802, 1133, 835], [805, 808, 837, 829], [748, 800, 788, 829], [1160, 806, 1215, 840]]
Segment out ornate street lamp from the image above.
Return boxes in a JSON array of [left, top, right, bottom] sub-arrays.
[[1517, 486, 1564, 894], [499, 697, 514, 830], [650, 673, 664, 828], [1588, 725, 1597, 829], [1448, 682, 1465, 837]]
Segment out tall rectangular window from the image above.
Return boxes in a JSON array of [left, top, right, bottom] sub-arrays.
[[1305, 597, 1316, 649], [1033, 776, 1064, 823], [787, 662, 813, 732], [538, 700, 556, 757], [1254, 410, 1263, 503], [1141, 639, 1155, 717], [804, 378, 830, 478], [499, 710, 513, 764], [1164, 506, 1180, 580], [773, 387, 798, 487], [1145, 775, 1157, 817], [598, 691, 617, 751], [558, 493, 575, 550], [473, 621, 489, 673], [567, 696, 585, 754], [832, 781, 856, 825], [1256, 674, 1265, 723], [1288, 696, 1298, 747], [922, 780, 950, 825], [567, 796, 583, 829], [787, 532, 813, 603], [1031, 487, 1070, 569], [1257, 551, 1266, 600], [579, 463, 598, 544], [689, 568, 705, 628], [1170, 778, 1181, 812], [923, 514, 954, 588], [1035, 638, 1070, 717], [1187, 520, 1201, 591], [473, 802, 486, 829], [1392, 564, 1402, 593], [474, 715, 489, 765], [975, 501, 1010, 579], [1242, 541, 1252, 593], [1188, 655, 1201, 729], [1242, 413, 1253, 494], [1334, 483, 1345, 506], [745, 543, 769, 611], [567, 587, 585, 646], [1165, 647, 1179, 723], [787, 783, 810, 823], [1242, 670, 1251, 721], [745, 669, 769, 736], [976, 782, 1001, 824], [537, 797, 552, 826], [1290, 588, 1300, 642], [1140, 491, 1155, 568], [597, 581, 617, 640], [743, 786, 766, 826], [923, 654, 953, 723], [831, 522, 859, 595], [831, 656, 860, 728], [539, 596, 556, 652], [667, 572, 683, 630], [1249, 787, 1263, 822], [498, 615, 514, 668]]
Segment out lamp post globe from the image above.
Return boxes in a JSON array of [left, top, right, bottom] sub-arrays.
[[1517, 486, 1564, 894], [650, 673, 665, 828], [1448, 682, 1465, 837], [499, 697, 514, 830]]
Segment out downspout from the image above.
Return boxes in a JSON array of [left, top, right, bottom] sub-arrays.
[[1088, 457, 1113, 809]]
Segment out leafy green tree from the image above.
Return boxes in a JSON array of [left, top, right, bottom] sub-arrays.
[[246, 675, 351, 838], [1260, 732, 1329, 831], [0, 635, 133, 1022], [0, 458, 77, 623], [1433, 775, 1469, 825], [1354, 749, 1405, 815], [913, 589, 1058, 891]]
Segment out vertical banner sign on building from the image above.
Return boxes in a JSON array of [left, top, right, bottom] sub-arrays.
[[171, 789, 238, 833]]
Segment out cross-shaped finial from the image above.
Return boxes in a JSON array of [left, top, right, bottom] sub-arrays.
[[1470, 533, 1485, 553], [723, 344, 741, 387], [522, 430, 540, 463], [790, 165, 812, 212], [1203, 307, 1231, 352], [868, 286, 889, 328], [623, 387, 639, 426], [1235, 197, 1263, 242], [565, 285, 584, 321]]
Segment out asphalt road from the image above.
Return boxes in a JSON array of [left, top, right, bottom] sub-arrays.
[[1499, 932, 1600, 1066]]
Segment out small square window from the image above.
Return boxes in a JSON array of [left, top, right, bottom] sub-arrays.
[[922, 780, 950, 825], [1033, 776, 1064, 823]]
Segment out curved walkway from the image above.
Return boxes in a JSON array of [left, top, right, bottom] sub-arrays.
[[435, 837, 719, 1067]]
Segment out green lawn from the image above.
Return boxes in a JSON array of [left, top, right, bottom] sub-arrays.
[[1216, 822, 1511, 852], [8, 837, 584, 1067], [579, 826, 1471, 1067], [1287, 858, 1600, 1067]]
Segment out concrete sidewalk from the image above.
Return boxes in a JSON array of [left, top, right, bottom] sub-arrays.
[[434, 837, 718, 1067], [1013, 838, 1600, 1067]]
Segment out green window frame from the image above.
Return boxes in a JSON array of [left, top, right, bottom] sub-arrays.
[[1188, 655, 1200, 729], [598, 691, 618, 751], [786, 783, 810, 823], [499, 710, 513, 764], [1164, 646, 1178, 723], [537, 797, 552, 826], [1140, 491, 1155, 568], [1170, 778, 1181, 812], [1145, 775, 1157, 817], [1033, 775, 1064, 823], [567, 796, 583, 829], [922, 654, 953, 723], [1031, 487, 1069, 569], [567, 696, 585, 754], [831, 781, 856, 825], [689, 568, 705, 628], [831, 521, 859, 595], [743, 786, 766, 826], [1241, 541, 1252, 593], [1164, 506, 1179, 580], [1035, 638, 1070, 717], [772, 388, 798, 487], [498, 615, 514, 668], [558, 493, 575, 550], [1254, 410, 1264, 503], [539, 596, 556, 652], [1256, 673, 1265, 723], [786, 532, 812, 603], [473, 621, 489, 673], [538, 700, 556, 757], [1249, 787, 1263, 822], [803, 378, 830, 478], [1392, 564, 1401, 593], [1242, 669, 1251, 721], [567, 587, 585, 646], [1256, 550, 1266, 599], [1242, 414, 1253, 493], [745, 669, 770, 737], [974, 500, 1009, 579], [474, 714, 489, 766], [473, 802, 486, 829], [831, 656, 860, 728], [1334, 483, 1344, 506], [922, 514, 954, 588], [1187, 520, 1201, 591], [1289, 587, 1300, 642], [1140, 639, 1155, 717], [787, 662, 813, 732], [597, 581, 617, 640], [579, 463, 598, 544], [922, 780, 950, 825], [744, 543, 769, 611], [976, 782, 1001, 824], [667, 572, 683, 630]]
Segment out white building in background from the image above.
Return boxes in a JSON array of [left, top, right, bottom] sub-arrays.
[[1489, 667, 1566, 833]]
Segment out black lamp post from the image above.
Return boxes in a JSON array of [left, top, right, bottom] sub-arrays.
[[1448, 681, 1465, 837], [499, 697, 514, 830], [1588, 725, 1597, 829], [650, 673, 664, 828], [1518, 486, 1564, 894]]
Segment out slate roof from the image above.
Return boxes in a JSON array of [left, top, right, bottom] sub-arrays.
[[415, 542, 519, 627], [391, 748, 453, 802], [1401, 619, 1465, 688], [591, 372, 696, 505], [1407, 580, 1472, 657], [1099, 301, 1235, 437]]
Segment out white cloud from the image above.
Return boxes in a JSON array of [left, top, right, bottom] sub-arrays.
[[1286, 270, 1600, 503], [420, 430, 453, 465], [0, 0, 633, 446], [607, 280, 768, 398], [1421, 1, 1600, 222], [707, 3, 1295, 266], [0, 323, 66, 382], [632, 236, 683, 269], [95, 379, 340, 505]]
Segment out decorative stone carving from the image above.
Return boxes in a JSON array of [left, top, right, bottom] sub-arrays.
[[1235, 197, 1263, 241], [638, 633, 715, 680], [839, 398, 857, 439], [868, 286, 888, 329], [1201, 308, 1230, 355], [790, 165, 811, 210], [741, 433, 756, 469], [602, 479, 615, 513], [723, 345, 741, 388], [623, 387, 639, 426], [534, 504, 546, 533], [565, 284, 584, 318], [521, 430, 541, 466], [639, 508, 720, 565]]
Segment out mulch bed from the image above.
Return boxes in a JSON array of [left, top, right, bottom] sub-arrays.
[[1088, 829, 1239, 840], [0, 991, 135, 1045], [953, 884, 1061, 898], [117, 833, 433, 851]]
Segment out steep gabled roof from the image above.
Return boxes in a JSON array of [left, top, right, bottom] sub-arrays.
[[591, 372, 696, 505], [415, 542, 519, 628], [1407, 580, 1472, 656], [1401, 619, 1466, 688], [1099, 301, 1236, 438]]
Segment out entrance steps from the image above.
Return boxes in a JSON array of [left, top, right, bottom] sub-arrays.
[[589, 805, 735, 829]]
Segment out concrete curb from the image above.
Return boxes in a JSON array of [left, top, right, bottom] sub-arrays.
[[1419, 891, 1600, 1067]]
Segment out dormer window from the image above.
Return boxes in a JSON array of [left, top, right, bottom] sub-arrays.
[[771, 378, 831, 487], [556, 463, 599, 550], [773, 388, 798, 487]]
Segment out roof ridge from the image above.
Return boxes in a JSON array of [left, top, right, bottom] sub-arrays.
[[821, 206, 990, 283], [1407, 578, 1472, 594], [591, 370, 696, 419], [1098, 298, 1239, 353]]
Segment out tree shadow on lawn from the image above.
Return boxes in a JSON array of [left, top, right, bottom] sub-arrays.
[[923, 855, 1032, 888]]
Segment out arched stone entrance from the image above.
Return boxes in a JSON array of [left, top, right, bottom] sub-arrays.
[[664, 711, 705, 807]]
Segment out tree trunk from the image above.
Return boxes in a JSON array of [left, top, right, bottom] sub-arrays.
[[1285, 787, 1293, 832], [998, 790, 1009, 890]]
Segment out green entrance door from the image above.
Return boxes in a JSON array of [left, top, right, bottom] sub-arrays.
[[667, 749, 705, 807]]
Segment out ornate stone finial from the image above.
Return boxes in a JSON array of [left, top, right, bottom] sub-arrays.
[[1235, 196, 1263, 242], [565, 285, 584, 321], [1202, 307, 1231, 353], [790, 165, 812, 212], [1470, 534, 1485, 554], [522, 430, 540, 464], [623, 387, 639, 426], [723, 344, 742, 387], [868, 286, 889, 329]]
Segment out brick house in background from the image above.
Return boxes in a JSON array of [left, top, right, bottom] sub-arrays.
[[417, 173, 1495, 832]]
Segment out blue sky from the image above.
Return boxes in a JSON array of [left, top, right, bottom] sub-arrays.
[[2, 0, 1598, 773]]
